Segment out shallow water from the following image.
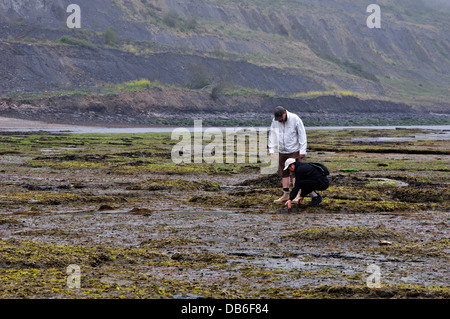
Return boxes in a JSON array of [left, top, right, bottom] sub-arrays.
[[1, 116, 449, 135]]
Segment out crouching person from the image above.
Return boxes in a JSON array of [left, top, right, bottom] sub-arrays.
[[283, 158, 330, 209]]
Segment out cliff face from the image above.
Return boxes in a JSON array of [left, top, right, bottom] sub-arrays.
[[0, 41, 324, 95], [0, 0, 449, 111]]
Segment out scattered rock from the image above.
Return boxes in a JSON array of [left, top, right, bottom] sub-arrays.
[[128, 207, 154, 216], [98, 204, 115, 211], [12, 210, 41, 216]]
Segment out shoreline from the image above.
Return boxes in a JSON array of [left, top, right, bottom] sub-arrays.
[[1, 116, 449, 134]]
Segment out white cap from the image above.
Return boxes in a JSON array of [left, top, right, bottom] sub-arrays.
[[283, 158, 296, 170]]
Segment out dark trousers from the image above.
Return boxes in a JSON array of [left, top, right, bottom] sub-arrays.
[[297, 179, 329, 197]]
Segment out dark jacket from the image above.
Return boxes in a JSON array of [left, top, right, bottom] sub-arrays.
[[290, 162, 330, 200]]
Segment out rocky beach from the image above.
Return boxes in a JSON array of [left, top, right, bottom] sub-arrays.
[[0, 123, 448, 299]]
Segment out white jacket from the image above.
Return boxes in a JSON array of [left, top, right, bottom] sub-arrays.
[[268, 110, 307, 155]]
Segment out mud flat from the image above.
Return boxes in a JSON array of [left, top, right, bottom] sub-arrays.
[[0, 127, 448, 299]]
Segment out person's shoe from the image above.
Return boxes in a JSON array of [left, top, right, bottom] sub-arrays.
[[308, 194, 322, 206], [292, 193, 302, 204], [273, 191, 290, 203]]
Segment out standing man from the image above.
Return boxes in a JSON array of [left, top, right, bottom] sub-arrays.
[[268, 106, 307, 203]]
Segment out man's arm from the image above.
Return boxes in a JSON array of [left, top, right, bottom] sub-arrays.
[[285, 172, 303, 208], [297, 118, 307, 156], [289, 172, 301, 201]]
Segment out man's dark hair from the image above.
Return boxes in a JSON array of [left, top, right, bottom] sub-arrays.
[[274, 106, 286, 121]]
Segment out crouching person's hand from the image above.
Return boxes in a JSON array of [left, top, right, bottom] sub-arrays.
[[285, 200, 292, 209]]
